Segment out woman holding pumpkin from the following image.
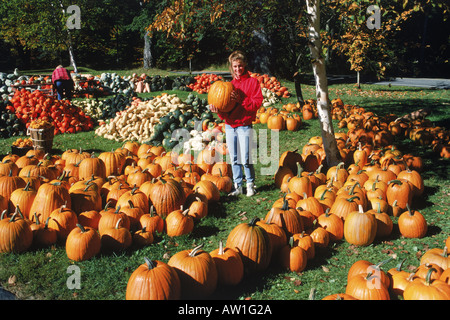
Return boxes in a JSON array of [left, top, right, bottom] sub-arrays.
[[209, 51, 263, 197]]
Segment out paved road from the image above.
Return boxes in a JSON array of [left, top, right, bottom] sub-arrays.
[[366, 77, 450, 89]]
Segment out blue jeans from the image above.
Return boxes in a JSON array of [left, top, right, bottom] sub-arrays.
[[55, 80, 73, 100], [225, 124, 255, 187]]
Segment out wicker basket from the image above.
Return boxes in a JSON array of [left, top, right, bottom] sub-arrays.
[[27, 126, 54, 153]]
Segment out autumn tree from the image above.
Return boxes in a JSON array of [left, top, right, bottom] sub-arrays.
[[320, 0, 438, 86]]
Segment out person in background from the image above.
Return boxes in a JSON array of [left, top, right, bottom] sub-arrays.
[[52, 65, 74, 100], [209, 51, 263, 197]]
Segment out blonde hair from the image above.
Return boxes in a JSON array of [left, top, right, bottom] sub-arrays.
[[228, 51, 248, 76]]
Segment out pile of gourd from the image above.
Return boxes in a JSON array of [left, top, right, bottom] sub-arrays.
[[95, 93, 210, 144]]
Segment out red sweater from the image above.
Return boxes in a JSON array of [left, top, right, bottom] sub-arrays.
[[217, 72, 263, 128], [52, 67, 71, 83]]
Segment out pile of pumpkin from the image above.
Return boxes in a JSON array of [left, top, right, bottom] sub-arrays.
[[0, 141, 236, 257], [318, 243, 450, 300], [331, 98, 450, 159], [254, 99, 319, 132], [249, 72, 291, 98], [274, 132, 427, 245], [8, 88, 94, 135], [186, 73, 224, 94]]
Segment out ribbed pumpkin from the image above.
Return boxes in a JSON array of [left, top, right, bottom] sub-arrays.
[[47, 204, 78, 241], [186, 195, 208, 220], [98, 150, 126, 177], [316, 209, 344, 242], [210, 240, 244, 286], [0, 207, 33, 253], [101, 218, 132, 253], [9, 181, 36, 219], [347, 258, 392, 290], [149, 177, 185, 218], [396, 167, 424, 197], [208, 80, 235, 113], [0, 171, 26, 210], [66, 224, 101, 261], [126, 257, 181, 300], [132, 226, 154, 248], [265, 195, 304, 237], [193, 180, 220, 203], [296, 192, 324, 218], [345, 271, 390, 300], [226, 217, 272, 274], [344, 205, 377, 246], [287, 163, 313, 198], [386, 179, 412, 212], [139, 206, 164, 235], [168, 244, 218, 299], [403, 268, 450, 300], [30, 215, 57, 248], [279, 236, 308, 272], [98, 205, 131, 236], [420, 247, 450, 270], [292, 231, 315, 260], [256, 210, 287, 257], [165, 207, 194, 237], [77, 210, 101, 230], [116, 186, 149, 217], [69, 182, 103, 215], [29, 181, 71, 224], [398, 204, 427, 239], [78, 153, 106, 180], [368, 202, 393, 239]]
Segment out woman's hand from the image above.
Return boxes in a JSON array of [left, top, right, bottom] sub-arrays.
[[208, 104, 219, 113]]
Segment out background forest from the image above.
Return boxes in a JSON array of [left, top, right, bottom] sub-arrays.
[[0, 0, 449, 80]]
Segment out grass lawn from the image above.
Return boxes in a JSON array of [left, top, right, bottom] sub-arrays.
[[0, 69, 449, 302]]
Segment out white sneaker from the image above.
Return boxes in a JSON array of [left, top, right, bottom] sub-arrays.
[[228, 184, 243, 196], [246, 183, 256, 197]]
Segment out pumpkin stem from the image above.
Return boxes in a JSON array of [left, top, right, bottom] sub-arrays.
[[248, 217, 260, 227], [15, 205, 25, 219], [296, 162, 304, 177], [218, 240, 225, 255], [33, 212, 40, 224], [1, 209, 7, 220], [281, 194, 290, 211], [375, 257, 394, 269], [44, 217, 51, 229], [394, 258, 407, 272], [144, 257, 155, 270], [425, 268, 437, 285], [189, 244, 204, 257], [76, 223, 87, 233]]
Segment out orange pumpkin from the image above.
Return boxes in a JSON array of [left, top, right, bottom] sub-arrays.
[[207, 80, 235, 112]]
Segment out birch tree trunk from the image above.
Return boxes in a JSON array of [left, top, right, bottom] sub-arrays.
[[306, 0, 341, 169]]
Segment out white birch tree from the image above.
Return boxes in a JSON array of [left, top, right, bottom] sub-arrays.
[[306, 0, 341, 168]]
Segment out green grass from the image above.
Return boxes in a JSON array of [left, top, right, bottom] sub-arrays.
[[1, 69, 449, 301]]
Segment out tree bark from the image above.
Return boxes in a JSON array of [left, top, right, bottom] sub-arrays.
[[306, 0, 341, 169], [143, 31, 153, 69]]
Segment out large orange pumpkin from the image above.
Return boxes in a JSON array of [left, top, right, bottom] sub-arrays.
[[207, 80, 235, 112], [226, 217, 273, 274], [126, 257, 181, 300]]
